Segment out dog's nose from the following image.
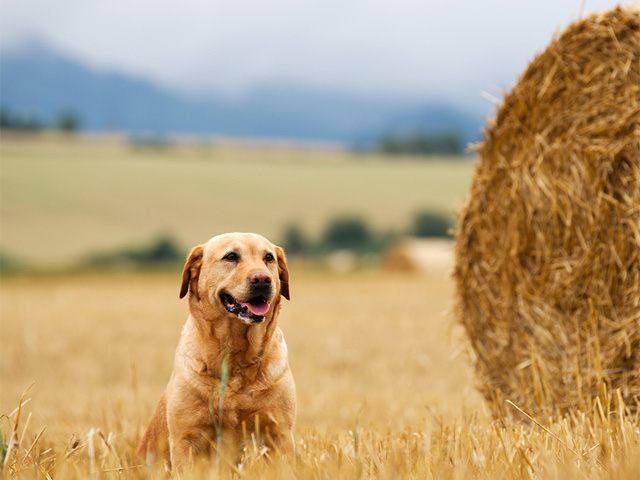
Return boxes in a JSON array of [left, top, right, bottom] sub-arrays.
[[250, 272, 272, 287]]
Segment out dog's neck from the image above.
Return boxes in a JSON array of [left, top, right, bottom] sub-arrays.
[[185, 299, 282, 381]]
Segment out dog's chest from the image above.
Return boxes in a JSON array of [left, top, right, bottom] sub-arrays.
[[206, 376, 273, 427]]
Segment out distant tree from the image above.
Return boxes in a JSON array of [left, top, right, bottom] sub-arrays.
[[0, 109, 12, 129], [380, 130, 464, 156], [322, 216, 372, 251], [0, 107, 43, 131], [86, 234, 184, 269], [281, 224, 308, 255], [56, 110, 81, 132], [412, 211, 453, 238], [140, 235, 183, 263], [0, 252, 28, 274]]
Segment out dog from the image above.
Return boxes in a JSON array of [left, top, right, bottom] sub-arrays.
[[137, 233, 296, 470]]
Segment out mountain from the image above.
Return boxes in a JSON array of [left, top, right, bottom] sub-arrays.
[[0, 43, 484, 145]]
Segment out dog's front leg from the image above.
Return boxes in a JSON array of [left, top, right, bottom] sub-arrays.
[[270, 429, 295, 459], [169, 433, 209, 471], [215, 430, 242, 469]]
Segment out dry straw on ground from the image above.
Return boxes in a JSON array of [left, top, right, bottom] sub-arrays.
[[454, 6, 640, 418]]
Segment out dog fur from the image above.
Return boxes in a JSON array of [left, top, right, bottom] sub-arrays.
[[137, 233, 296, 470]]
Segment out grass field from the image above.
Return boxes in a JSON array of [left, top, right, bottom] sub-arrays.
[[2, 269, 639, 479], [0, 134, 473, 268], [1, 136, 639, 478]]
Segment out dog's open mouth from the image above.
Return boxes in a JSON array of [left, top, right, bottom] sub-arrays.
[[220, 293, 270, 324]]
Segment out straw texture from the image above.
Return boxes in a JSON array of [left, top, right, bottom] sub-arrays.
[[453, 6, 640, 418]]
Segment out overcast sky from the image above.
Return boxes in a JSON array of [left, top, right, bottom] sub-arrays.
[[1, 0, 635, 113]]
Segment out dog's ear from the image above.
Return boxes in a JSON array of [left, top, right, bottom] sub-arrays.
[[180, 245, 204, 299], [275, 245, 290, 300]]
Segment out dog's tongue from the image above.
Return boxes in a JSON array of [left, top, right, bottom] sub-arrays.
[[240, 301, 270, 316]]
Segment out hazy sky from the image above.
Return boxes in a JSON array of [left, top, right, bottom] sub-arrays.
[[1, 0, 635, 113]]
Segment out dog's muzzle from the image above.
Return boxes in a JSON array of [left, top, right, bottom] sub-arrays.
[[220, 292, 271, 324]]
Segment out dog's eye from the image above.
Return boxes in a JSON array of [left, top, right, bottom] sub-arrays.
[[264, 253, 275, 263], [223, 252, 239, 262]]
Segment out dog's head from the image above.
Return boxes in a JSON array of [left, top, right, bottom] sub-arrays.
[[179, 233, 290, 325]]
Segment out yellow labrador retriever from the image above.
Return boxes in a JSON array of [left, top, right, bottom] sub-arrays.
[[137, 233, 295, 470]]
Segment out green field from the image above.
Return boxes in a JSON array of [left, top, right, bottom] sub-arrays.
[[0, 134, 474, 267]]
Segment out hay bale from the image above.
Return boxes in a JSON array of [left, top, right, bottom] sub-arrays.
[[453, 6, 640, 418], [383, 238, 454, 273]]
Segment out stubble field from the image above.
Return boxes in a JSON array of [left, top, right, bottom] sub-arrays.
[[4, 269, 639, 479], [1, 136, 638, 478], [1, 267, 485, 477]]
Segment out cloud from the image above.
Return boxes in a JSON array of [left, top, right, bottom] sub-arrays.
[[1, 0, 632, 111]]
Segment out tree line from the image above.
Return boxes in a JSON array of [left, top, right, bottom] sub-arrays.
[[0, 108, 80, 132], [378, 130, 465, 156]]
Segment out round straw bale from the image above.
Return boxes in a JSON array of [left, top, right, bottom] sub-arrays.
[[383, 238, 454, 273], [453, 6, 640, 418]]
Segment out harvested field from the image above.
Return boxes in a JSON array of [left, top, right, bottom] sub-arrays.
[[2, 269, 639, 478]]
